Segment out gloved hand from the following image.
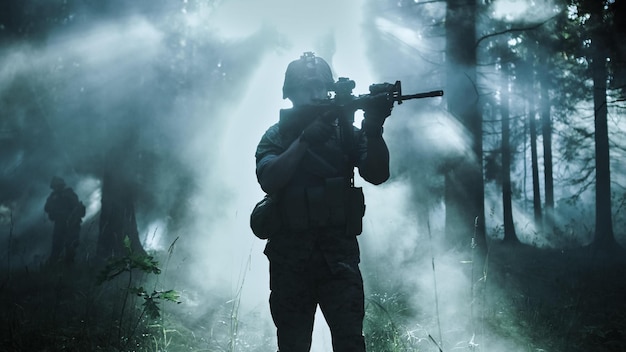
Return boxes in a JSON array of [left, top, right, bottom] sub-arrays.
[[362, 92, 394, 137], [300, 117, 334, 145]]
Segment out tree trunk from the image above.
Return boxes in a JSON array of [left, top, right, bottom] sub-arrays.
[[608, 0, 626, 97], [529, 107, 543, 228], [589, 1, 617, 250], [500, 68, 518, 244], [97, 137, 146, 260], [445, 0, 485, 251], [540, 79, 554, 235], [520, 55, 542, 228]]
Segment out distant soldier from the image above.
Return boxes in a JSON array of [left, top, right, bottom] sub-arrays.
[[44, 176, 85, 264]]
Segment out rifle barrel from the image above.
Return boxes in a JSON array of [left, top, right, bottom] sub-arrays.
[[398, 90, 444, 102]]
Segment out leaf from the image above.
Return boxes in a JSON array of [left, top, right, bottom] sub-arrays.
[[129, 253, 161, 275], [160, 290, 182, 304], [129, 286, 147, 297], [143, 297, 161, 320]]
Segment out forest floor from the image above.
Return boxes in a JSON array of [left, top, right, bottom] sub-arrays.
[[486, 242, 626, 352], [1, 242, 625, 351]]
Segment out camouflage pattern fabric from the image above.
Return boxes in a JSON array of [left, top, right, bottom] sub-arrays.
[[268, 238, 365, 352], [256, 120, 370, 352]]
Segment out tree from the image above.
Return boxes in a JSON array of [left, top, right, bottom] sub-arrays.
[[481, 34, 522, 245], [583, 0, 618, 250], [519, 13, 559, 236], [445, 0, 486, 250], [528, 87, 543, 228], [499, 61, 519, 244], [517, 53, 542, 229], [608, 0, 626, 98], [97, 130, 146, 260], [510, 2, 585, 243], [539, 69, 555, 234]]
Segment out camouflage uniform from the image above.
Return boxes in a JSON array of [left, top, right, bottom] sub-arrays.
[[256, 121, 369, 352]]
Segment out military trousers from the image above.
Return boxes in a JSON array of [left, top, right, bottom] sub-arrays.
[[50, 223, 80, 264], [269, 245, 366, 352]]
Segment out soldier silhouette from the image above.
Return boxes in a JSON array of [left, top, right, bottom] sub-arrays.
[[254, 52, 393, 352], [44, 176, 85, 265]]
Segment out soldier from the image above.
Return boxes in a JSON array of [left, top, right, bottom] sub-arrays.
[[254, 52, 393, 352], [44, 176, 85, 265]]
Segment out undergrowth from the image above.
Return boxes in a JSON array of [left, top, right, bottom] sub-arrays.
[[2, 230, 626, 351]]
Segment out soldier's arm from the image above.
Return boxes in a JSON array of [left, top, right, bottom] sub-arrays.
[[358, 135, 390, 185], [258, 137, 309, 194], [44, 197, 51, 214], [44, 195, 56, 220]]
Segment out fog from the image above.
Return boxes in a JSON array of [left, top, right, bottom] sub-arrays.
[[0, 0, 589, 351]]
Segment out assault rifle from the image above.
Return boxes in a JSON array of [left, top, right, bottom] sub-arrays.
[[279, 78, 443, 142], [331, 77, 443, 109]]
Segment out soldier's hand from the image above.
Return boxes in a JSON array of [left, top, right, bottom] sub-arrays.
[[300, 118, 334, 145], [365, 92, 394, 118], [362, 93, 394, 137]]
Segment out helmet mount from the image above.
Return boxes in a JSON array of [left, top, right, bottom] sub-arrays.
[[282, 52, 334, 100]]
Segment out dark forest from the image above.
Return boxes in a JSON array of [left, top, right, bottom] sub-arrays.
[[1, 0, 625, 351]]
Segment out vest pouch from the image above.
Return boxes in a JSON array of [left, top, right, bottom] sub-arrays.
[[281, 188, 309, 232], [326, 177, 347, 227], [307, 186, 330, 227], [345, 186, 366, 236], [250, 195, 280, 239]]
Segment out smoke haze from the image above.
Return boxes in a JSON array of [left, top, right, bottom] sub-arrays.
[[0, 0, 587, 350]]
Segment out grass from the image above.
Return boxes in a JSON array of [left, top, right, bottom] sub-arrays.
[[486, 243, 626, 352], [361, 238, 626, 352], [2, 235, 626, 351]]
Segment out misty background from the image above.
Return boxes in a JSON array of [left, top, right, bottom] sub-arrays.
[[1, 0, 625, 351]]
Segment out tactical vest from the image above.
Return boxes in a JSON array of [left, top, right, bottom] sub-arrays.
[[276, 129, 366, 236]]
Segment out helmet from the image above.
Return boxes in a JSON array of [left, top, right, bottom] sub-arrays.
[[50, 176, 66, 190], [282, 52, 334, 100]]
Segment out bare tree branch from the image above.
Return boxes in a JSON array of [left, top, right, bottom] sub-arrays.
[[475, 17, 558, 49]]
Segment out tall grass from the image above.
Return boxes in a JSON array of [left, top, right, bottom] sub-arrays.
[[0, 232, 183, 351]]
